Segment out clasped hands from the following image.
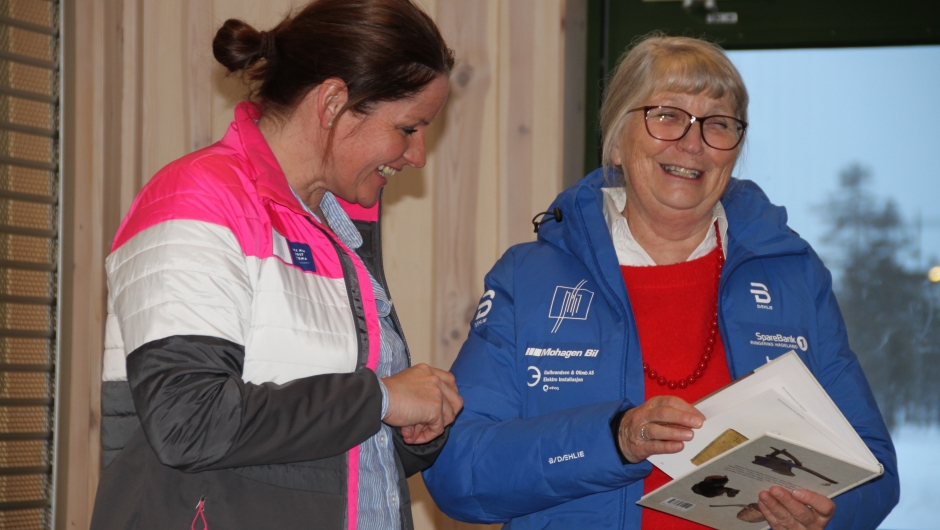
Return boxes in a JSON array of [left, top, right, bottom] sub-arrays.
[[616, 395, 835, 529], [381, 364, 463, 445]]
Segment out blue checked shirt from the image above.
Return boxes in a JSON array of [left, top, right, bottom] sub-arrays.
[[292, 189, 407, 530]]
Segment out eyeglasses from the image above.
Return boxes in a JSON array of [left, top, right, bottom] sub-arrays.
[[628, 106, 747, 150]]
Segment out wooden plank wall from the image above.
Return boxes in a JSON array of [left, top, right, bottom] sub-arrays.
[[430, 0, 493, 373], [59, 0, 143, 525], [58, 1, 584, 528]]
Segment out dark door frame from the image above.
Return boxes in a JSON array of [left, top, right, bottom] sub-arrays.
[[582, 0, 940, 176]]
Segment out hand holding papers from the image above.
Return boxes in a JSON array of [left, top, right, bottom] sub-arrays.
[[638, 352, 883, 529]]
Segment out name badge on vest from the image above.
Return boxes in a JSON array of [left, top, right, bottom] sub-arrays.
[[272, 228, 317, 272], [288, 241, 316, 272]]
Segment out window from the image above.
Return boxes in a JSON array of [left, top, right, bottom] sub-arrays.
[[584, 0, 940, 174], [727, 46, 940, 529]]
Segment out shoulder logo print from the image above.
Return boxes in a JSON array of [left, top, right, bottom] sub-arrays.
[[475, 290, 496, 320], [549, 280, 594, 333], [473, 290, 496, 328]]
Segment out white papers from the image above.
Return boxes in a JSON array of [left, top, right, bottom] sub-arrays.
[[651, 388, 857, 478], [639, 352, 883, 528], [650, 351, 880, 479]]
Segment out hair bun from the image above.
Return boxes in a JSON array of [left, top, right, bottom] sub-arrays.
[[258, 31, 277, 61], [210, 0, 453, 122], [212, 18, 269, 72]]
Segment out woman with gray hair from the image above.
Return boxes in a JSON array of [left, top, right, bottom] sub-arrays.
[[424, 36, 898, 529]]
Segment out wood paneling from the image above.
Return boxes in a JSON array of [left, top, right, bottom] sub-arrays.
[[499, 0, 566, 250], [563, 0, 588, 189], [57, 1, 114, 527], [120, 0, 144, 216], [502, 0, 536, 248], [432, 0, 492, 371], [184, 0, 213, 154], [528, 0, 567, 243]]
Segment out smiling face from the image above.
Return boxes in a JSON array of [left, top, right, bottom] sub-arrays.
[[611, 91, 741, 228], [325, 75, 449, 208]]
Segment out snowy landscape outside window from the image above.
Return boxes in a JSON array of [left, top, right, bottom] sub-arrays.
[[727, 46, 940, 530]]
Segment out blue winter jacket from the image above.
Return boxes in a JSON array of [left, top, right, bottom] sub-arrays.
[[424, 169, 899, 529]]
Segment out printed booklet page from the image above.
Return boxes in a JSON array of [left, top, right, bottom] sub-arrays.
[[639, 352, 883, 529]]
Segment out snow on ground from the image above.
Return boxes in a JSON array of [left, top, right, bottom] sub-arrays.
[[879, 424, 940, 530]]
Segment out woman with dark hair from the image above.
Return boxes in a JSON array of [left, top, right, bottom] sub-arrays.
[[425, 36, 898, 529], [91, 1, 459, 528]]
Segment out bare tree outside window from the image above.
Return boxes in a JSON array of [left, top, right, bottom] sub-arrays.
[[818, 164, 940, 430], [726, 46, 940, 528]]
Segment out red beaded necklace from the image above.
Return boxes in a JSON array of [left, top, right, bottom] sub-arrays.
[[642, 220, 724, 390]]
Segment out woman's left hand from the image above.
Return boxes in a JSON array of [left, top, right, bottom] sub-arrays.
[[758, 486, 835, 530]]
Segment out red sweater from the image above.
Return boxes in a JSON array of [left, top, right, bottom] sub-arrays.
[[620, 246, 732, 530]]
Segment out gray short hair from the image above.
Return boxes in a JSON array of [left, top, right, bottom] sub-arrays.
[[600, 35, 748, 171]]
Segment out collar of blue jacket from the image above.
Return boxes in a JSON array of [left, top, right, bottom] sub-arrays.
[[536, 168, 809, 311]]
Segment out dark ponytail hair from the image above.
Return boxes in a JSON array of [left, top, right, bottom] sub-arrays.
[[213, 0, 454, 124]]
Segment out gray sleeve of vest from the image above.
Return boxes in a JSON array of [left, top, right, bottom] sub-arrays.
[[126, 334, 383, 472]]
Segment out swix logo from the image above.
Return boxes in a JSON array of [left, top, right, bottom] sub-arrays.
[[750, 282, 772, 308], [548, 280, 594, 333]]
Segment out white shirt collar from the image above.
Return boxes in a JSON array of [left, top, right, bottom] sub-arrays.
[[601, 187, 728, 266]]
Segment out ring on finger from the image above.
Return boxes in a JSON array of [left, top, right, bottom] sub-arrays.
[[639, 425, 649, 442]]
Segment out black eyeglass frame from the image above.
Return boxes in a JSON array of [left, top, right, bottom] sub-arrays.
[[627, 106, 748, 150]]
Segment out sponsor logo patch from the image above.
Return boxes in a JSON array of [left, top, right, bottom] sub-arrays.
[[548, 451, 585, 465], [549, 280, 594, 333], [750, 331, 808, 352], [527, 366, 541, 387], [737, 323, 812, 356], [750, 282, 773, 310], [525, 342, 600, 392], [525, 347, 599, 358]]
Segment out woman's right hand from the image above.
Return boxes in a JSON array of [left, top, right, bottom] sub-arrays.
[[616, 395, 705, 463], [381, 364, 463, 445]]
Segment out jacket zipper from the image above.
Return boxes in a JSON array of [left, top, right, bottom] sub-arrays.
[[578, 201, 810, 527], [573, 204, 633, 530]]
